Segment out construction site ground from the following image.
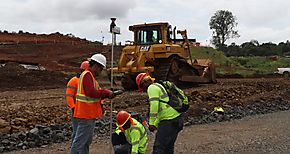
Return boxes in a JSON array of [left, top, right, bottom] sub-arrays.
[[6, 110, 290, 154], [1, 63, 290, 153]]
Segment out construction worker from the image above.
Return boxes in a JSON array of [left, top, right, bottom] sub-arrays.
[[112, 111, 148, 154], [136, 73, 184, 154], [70, 53, 115, 154], [66, 61, 90, 146], [146, 30, 157, 43]]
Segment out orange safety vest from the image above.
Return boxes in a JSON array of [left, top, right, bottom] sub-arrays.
[[74, 70, 103, 119], [66, 76, 79, 109]]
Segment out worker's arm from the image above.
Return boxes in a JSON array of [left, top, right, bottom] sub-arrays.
[[147, 84, 160, 127], [82, 73, 111, 99], [66, 78, 77, 109], [130, 129, 141, 154]]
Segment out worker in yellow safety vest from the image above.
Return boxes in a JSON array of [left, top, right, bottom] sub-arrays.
[[136, 73, 185, 154], [112, 111, 149, 154]]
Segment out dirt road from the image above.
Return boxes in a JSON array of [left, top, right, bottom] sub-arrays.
[[6, 110, 290, 154]]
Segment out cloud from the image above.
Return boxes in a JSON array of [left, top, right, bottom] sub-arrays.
[[0, 0, 290, 45], [234, 26, 290, 45], [1, 0, 136, 23], [146, 0, 290, 45]]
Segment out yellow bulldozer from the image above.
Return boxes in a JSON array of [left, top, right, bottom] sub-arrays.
[[111, 22, 216, 90]]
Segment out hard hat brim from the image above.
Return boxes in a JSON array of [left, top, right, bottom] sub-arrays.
[[88, 58, 106, 68]]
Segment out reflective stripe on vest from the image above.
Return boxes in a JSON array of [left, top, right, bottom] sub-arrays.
[[76, 71, 100, 103], [66, 94, 74, 97], [149, 113, 158, 118], [125, 125, 146, 145], [151, 83, 171, 113], [67, 85, 76, 90], [152, 83, 169, 99], [75, 94, 99, 103], [66, 77, 80, 108], [73, 70, 103, 119]]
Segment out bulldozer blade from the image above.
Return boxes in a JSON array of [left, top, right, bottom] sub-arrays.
[[180, 75, 211, 83]]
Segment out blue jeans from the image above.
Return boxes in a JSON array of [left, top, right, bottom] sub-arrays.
[[71, 109, 77, 145], [70, 118, 96, 154]]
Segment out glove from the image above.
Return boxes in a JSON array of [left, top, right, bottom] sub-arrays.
[[108, 90, 115, 99], [113, 90, 123, 95]]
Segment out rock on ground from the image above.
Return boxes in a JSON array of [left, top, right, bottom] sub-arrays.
[[5, 110, 290, 154]]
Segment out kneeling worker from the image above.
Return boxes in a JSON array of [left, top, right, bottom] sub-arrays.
[[112, 111, 149, 154]]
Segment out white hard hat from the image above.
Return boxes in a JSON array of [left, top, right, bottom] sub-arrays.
[[89, 54, 106, 68]]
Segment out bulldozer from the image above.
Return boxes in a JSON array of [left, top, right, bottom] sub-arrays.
[[110, 22, 216, 90]]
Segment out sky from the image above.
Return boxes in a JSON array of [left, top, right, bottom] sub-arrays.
[[1, 0, 290, 46]]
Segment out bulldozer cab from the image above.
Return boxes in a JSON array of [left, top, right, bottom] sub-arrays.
[[132, 23, 194, 47], [111, 22, 217, 90], [130, 23, 172, 45], [137, 28, 160, 44]]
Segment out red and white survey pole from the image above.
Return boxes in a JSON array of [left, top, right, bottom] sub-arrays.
[[109, 17, 120, 154]]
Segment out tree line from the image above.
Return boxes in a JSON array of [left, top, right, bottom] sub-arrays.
[[223, 40, 290, 56], [209, 10, 290, 57]]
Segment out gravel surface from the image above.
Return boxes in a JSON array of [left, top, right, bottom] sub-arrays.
[[175, 110, 290, 154], [5, 110, 290, 154]]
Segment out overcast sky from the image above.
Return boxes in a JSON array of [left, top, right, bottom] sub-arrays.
[[1, 0, 290, 46]]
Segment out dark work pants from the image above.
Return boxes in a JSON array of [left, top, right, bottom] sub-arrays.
[[153, 115, 183, 154], [112, 132, 132, 154]]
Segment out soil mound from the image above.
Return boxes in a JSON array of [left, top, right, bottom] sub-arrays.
[[0, 62, 68, 91]]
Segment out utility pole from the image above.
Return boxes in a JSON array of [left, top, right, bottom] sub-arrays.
[[109, 17, 120, 154]]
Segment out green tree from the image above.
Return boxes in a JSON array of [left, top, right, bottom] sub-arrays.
[[226, 42, 242, 56], [209, 10, 240, 49]]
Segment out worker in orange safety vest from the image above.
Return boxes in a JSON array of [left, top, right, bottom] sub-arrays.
[[70, 53, 115, 154], [66, 60, 90, 145]]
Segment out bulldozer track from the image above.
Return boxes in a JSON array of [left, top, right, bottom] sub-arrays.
[[153, 59, 171, 81], [153, 56, 200, 87], [121, 73, 138, 90]]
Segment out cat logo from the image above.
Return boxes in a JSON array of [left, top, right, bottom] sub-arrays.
[[140, 46, 150, 52]]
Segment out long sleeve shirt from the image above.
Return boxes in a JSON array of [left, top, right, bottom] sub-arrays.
[[147, 83, 181, 127], [82, 70, 111, 99], [65, 76, 79, 109]]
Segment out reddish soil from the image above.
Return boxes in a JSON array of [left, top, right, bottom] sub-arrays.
[[1, 63, 289, 134], [0, 31, 89, 44], [0, 32, 122, 72]]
